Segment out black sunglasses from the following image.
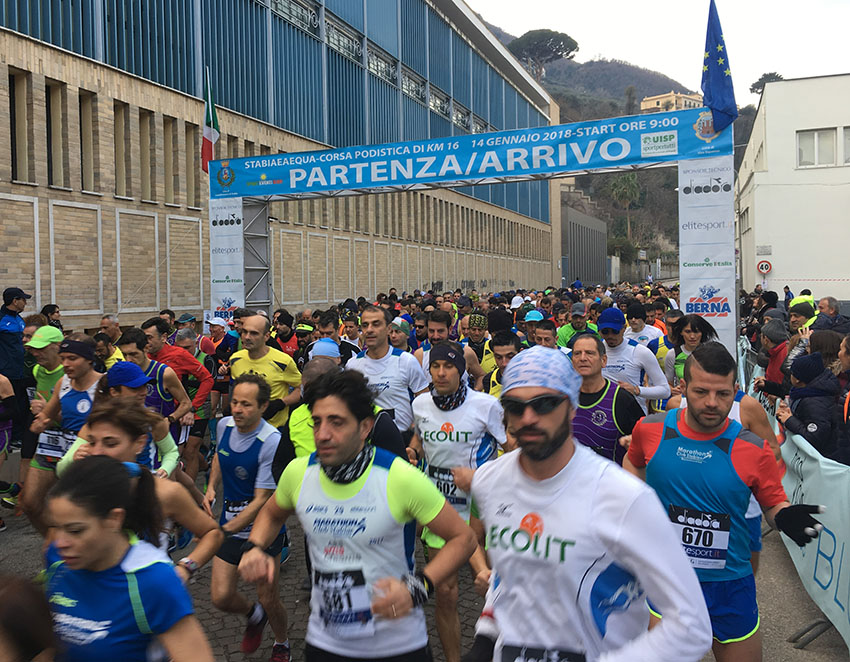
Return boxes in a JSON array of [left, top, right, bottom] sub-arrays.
[[501, 394, 568, 417], [599, 328, 621, 336]]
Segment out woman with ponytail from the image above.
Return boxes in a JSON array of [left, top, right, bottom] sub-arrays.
[[54, 398, 223, 582], [45, 455, 214, 661]]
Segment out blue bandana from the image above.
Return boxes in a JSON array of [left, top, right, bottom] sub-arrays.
[[502, 345, 580, 406]]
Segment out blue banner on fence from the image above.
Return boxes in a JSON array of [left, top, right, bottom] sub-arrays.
[[738, 342, 850, 650], [209, 108, 732, 200]]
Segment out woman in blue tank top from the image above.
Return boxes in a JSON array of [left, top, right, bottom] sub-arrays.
[[45, 455, 214, 662]]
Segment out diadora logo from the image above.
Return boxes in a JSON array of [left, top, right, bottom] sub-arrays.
[[684, 285, 731, 317]]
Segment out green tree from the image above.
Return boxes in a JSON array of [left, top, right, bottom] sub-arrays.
[[507, 29, 579, 82], [624, 85, 637, 116], [608, 172, 640, 241], [749, 72, 783, 95]]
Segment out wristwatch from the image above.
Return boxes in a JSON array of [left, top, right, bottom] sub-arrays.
[[240, 540, 259, 554], [166, 414, 176, 424], [177, 557, 199, 576]]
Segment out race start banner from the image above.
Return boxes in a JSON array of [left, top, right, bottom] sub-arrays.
[[208, 108, 732, 200], [208, 197, 245, 321], [678, 153, 736, 354]]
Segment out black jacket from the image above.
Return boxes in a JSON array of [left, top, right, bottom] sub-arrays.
[[785, 369, 840, 456], [811, 313, 850, 335]]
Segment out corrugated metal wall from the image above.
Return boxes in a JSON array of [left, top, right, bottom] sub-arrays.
[[369, 75, 399, 145], [272, 16, 324, 142], [0, 0, 98, 59], [327, 50, 365, 147]]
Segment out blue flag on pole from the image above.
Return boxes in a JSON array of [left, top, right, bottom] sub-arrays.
[[701, 0, 738, 133]]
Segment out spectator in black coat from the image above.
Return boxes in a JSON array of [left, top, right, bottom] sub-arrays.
[[777, 352, 840, 457]]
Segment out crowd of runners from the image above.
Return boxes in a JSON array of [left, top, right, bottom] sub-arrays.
[[1, 280, 847, 662]]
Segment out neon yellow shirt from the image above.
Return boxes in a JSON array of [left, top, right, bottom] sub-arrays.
[[275, 452, 444, 526], [229, 347, 302, 427]]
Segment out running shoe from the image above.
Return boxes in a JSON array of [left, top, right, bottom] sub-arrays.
[[0, 518, 6, 532], [241, 605, 268, 653], [269, 643, 291, 662], [279, 529, 291, 567], [1, 494, 17, 510]]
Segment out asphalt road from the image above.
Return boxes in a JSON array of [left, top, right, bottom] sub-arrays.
[[1, 457, 848, 661]]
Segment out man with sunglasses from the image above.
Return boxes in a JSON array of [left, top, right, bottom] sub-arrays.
[[467, 345, 712, 662], [597, 307, 670, 414], [408, 341, 504, 662]]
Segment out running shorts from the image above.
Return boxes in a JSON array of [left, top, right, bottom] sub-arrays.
[[216, 530, 287, 565]]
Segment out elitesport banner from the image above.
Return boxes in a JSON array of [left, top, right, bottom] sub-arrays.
[[208, 197, 245, 319], [209, 108, 732, 200], [678, 153, 736, 354]]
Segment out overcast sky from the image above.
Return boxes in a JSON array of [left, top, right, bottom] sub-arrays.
[[464, 0, 849, 108]]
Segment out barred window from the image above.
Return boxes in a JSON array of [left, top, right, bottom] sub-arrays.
[[453, 105, 470, 131], [327, 21, 362, 61], [472, 116, 487, 134], [367, 46, 397, 85], [429, 88, 450, 118], [402, 70, 426, 103], [271, 0, 320, 36]]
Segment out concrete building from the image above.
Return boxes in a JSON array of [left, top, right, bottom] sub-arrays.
[[737, 74, 850, 301], [640, 90, 703, 113], [0, 0, 560, 331], [560, 185, 608, 287]]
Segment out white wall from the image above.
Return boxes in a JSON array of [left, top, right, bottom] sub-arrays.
[[737, 75, 850, 300]]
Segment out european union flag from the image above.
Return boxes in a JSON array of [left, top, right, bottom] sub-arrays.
[[701, 0, 738, 133]]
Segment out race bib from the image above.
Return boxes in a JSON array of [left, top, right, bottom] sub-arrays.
[[668, 505, 731, 570], [501, 644, 586, 662], [36, 430, 77, 459], [428, 465, 467, 508], [223, 499, 251, 538], [314, 569, 374, 638]]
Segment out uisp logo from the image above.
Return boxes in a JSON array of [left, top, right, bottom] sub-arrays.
[[685, 285, 731, 317]]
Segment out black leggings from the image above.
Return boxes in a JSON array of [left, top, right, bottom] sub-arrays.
[[305, 643, 432, 662]]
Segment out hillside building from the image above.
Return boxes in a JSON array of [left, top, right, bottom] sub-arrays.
[[736, 74, 850, 302], [0, 0, 560, 330], [640, 90, 703, 113]]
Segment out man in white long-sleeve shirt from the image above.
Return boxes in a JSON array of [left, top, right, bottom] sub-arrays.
[[598, 307, 670, 413], [468, 346, 711, 662]]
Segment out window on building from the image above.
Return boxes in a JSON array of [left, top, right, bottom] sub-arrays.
[[845, 127, 850, 165], [163, 116, 175, 203], [185, 122, 199, 207], [244, 140, 255, 156], [46, 81, 67, 186], [472, 116, 487, 134], [10, 71, 30, 182], [140, 109, 154, 200], [367, 46, 397, 85], [797, 128, 836, 167], [271, 0, 320, 37], [79, 90, 95, 191], [429, 88, 450, 118], [227, 135, 238, 159], [113, 102, 129, 196], [401, 70, 426, 104], [326, 20, 361, 62], [453, 105, 470, 132]]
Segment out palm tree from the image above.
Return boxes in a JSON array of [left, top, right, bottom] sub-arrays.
[[609, 172, 640, 240]]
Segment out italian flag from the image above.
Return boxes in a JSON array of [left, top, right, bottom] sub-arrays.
[[201, 66, 219, 174]]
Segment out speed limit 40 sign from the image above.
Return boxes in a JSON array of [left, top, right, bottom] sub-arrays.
[[757, 260, 772, 275]]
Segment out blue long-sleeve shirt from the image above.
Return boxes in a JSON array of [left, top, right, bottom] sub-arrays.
[[0, 305, 24, 380]]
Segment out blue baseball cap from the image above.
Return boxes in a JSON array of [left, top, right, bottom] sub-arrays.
[[309, 338, 341, 360], [524, 310, 544, 322], [597, 307, 626, 331], [107, 361, 153, 388]]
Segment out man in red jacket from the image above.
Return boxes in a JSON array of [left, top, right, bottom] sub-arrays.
[[753, 319, 789, 401], [142, 317, 214, 472]]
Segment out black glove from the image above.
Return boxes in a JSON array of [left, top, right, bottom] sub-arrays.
[[262, 399, 286, 420], [774, 504, 825, 546], [462, 635, 496, 662]]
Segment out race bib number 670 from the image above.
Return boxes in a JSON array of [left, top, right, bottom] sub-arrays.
[[668, 505, 731, 570]]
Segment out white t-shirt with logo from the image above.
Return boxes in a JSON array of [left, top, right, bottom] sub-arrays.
[[602, 339, 670, 413], [346, 346, 429, 431], [624, 324, 664, 347], [413, 390, 506, 521], [471, 445, 711, 661]]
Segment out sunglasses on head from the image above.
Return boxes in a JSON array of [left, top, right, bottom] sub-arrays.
[[501, 394, 568, 417]]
